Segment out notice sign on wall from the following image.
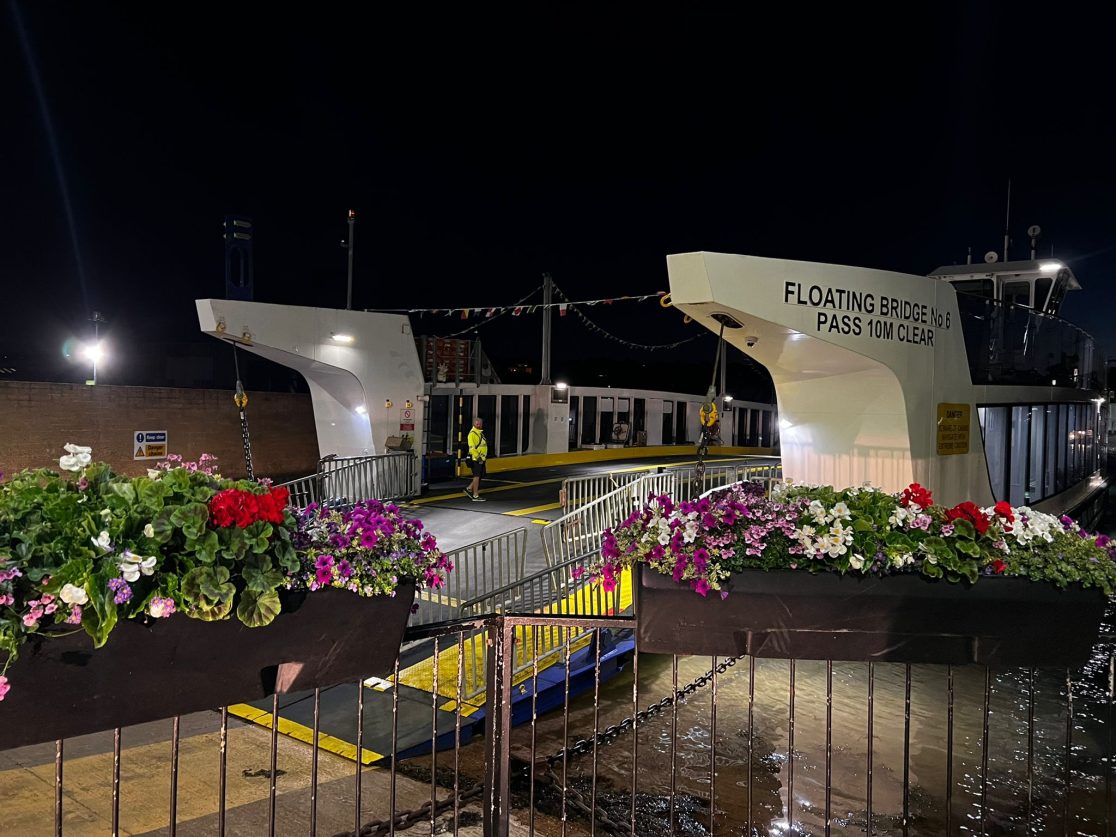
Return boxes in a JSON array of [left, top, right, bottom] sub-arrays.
[[399, 408, 415, 432], [936, 404, 969, 456], [134, 430, 168, 460]]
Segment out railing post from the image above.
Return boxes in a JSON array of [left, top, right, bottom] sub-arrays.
[[482, 615, 513, 836]]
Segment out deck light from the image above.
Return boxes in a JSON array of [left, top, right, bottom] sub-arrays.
[[555, 381, 568, 390], [1039, 261, 1062, 273], [355, 405, 367, 415], [332, 333, 355, 343]]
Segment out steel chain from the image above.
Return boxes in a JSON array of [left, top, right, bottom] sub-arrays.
[[239, 407, 254, 481], [534, 655, 740, 835], [339, 657, 739, 836], [339, 784, 482, 837]]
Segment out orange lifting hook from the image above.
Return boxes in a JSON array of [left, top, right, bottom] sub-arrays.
[[658, 292, 693, 323]]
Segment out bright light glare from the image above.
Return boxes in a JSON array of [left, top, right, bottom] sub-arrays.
[[1039, 261, 1062, 273], [81, 343, 104, 363], [724, 395, 734, 403], [355, 405, 367, 415], [779, 419, 792, 430], [332, 333, 355, 343], [555, 381, 569, 390]]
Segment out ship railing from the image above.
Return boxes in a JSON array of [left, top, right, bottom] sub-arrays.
[[9, 617, 1114, 835], [275, 472, 318, 509], [277, 452, 418, 511], [408, 527, 529, 628], [543, 462, 782, 568]]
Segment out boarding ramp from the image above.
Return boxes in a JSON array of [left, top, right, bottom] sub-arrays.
[[446, 550, 628, 703]]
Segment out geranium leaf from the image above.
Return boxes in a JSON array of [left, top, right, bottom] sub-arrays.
[[236, 589, 281, 627]]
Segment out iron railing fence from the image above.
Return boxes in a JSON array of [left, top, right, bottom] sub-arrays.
[[7, 616, 1114, 836]]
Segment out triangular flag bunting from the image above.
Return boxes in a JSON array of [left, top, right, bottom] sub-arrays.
[[512, 306, 523, 316], [461, 308, 470, 320], [559, 303, 568, 316]]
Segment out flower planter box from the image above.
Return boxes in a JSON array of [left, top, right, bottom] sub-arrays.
[[0, 584, 415, 750], [635, 566, 1106, 667]]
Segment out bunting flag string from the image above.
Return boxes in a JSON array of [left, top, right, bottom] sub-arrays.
[[364, 288, 665, 317], [551, 285, 708, 351]]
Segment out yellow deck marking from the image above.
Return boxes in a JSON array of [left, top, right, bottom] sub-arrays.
[[503, 501, 563, 517], [531, 519, 550, 525], [228, 703, 384, 765], [416, 589, 464, 609], [408, 476, 565, 505]]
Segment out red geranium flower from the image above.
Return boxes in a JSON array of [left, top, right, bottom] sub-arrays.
[[945, 501, 991, 536], [991, 558, 1006, 574], [901, 483, 934, 509]]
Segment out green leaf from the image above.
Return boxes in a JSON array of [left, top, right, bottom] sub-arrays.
[[273, 538, 297, 572], [170, 503, 209, 539], [152, 509, 176, 544], [921, 561, 943, 579], [221, 527, 248, 560], [954, 539, 981, 557], [193, 530, 219, 563], [242, 554, 285, 593], [135, 477, 169, 510], [951, 518, 976, 539], [180, 566, 235, 621], [236, 589, 281, 627], [107, 483, 136, 504]]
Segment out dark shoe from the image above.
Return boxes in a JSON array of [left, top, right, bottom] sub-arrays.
[[471, 493, 487, 502], [463, 488, 475, 500]]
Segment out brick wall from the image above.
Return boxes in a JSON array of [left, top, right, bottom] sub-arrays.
[[0, 381, 320, 481]]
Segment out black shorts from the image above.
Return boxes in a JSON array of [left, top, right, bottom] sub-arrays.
[[468, 458, 486, 477]]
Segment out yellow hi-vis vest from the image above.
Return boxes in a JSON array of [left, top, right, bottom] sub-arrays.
[[468, 426, 488, 461]]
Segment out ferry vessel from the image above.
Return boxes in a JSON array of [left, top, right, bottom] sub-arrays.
[[666, 251, 1107, 526]]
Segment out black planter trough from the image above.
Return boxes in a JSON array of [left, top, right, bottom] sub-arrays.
[[0, 584, 415, 750], [635, 565, 1106, 667]]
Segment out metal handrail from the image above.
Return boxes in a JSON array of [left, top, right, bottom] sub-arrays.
[[409, 528, 528, 626]]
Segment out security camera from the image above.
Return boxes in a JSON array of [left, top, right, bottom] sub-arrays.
[[744, 335, 759, 348]]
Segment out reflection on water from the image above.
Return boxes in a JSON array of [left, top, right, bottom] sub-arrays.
[[517, 605, 1115, 836]]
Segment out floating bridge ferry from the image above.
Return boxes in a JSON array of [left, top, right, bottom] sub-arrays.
[[666, 251, 1107, 527]]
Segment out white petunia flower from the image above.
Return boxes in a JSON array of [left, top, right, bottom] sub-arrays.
[[849, 554, 865, 570], [60, 583, 88, 605], [91, 530, 112, 551], [831, 502, 851, 520], [143, 523, 155, 538]]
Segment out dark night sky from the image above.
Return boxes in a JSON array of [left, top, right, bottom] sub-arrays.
[[3, 4, 1115, 393]]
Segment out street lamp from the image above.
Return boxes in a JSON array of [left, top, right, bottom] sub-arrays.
[[84, 311, 107, 385], [81, 342, 104, 385]]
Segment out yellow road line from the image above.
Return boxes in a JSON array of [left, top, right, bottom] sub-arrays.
[[408, 476, 565, 505], [227, 703, 385, 765], [503, 501, 563, 517]]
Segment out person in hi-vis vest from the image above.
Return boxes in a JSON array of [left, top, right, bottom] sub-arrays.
[[465, 417, 487, 501]]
